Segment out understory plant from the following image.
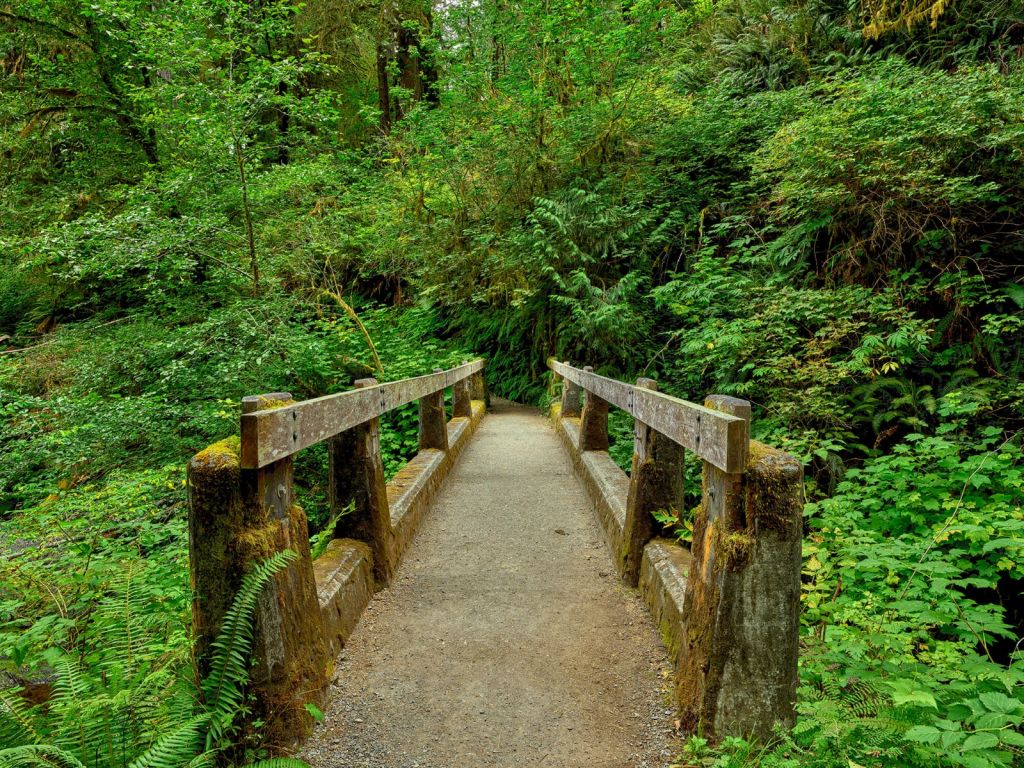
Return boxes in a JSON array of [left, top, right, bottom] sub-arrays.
[[0, 552, 305, 768]]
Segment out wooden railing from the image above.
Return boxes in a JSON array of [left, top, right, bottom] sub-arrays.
[[240, 359, 485, 467], [548, 359, 803, 742], [188, 360, 487, 750], [549, 359, 748, 472]]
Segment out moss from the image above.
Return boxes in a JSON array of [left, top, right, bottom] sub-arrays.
[[256, 395, 296, 411], [192, 435, 241, 473], [744, 440, 802, 535], [234, 520, 282, 563], [718, 528, 755, 572]]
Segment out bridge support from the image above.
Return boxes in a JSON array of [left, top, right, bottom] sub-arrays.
[[419, 368, 450, 451], [676, 395, 802, 741], [560, 371, 583, 418], [188, 392, 329, 751], [452, 363, 472, 418], [331, 378, 396, 587], [188, 361, 488, 754], [578, 366, 609, 451], [547, 359, 803, 743], [621, 378, 685, 586]]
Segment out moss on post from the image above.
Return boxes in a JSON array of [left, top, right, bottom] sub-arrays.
[[675, 397, 801, 742], [189, 393, 331, 753]]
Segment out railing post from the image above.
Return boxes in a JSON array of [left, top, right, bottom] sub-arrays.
[[578, 365, 609, 451], [188, 392, 329, 751], [676, 395, 802, 741], [621, 378, 684, 586], [330, 378, 395, 587], [452, 362, 472, 418], [470, 365, 487, 404], [560, 368, 583, 418], [419, 368, 450, 451]]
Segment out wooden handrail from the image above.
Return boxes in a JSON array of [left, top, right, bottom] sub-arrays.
[[241, 359, 486, 468], [548, 359, 747, 473]]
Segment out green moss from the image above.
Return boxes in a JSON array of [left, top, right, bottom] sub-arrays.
[[256, 395, 296, 411], [192, 435, 241, 471], [719, 529, 756, 571], [745, 440, 802, 535]]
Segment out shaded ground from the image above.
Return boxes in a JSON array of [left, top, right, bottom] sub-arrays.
[[301, 400, 679, 768]]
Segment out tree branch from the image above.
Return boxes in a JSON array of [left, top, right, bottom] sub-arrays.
[[0, 9, 83, 42]]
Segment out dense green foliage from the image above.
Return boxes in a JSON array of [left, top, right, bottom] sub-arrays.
[[1, 0, 1022, 765]]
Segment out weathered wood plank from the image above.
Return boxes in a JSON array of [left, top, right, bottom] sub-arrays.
[[241, 359, 485, 468], [547, 359, 746, 473]]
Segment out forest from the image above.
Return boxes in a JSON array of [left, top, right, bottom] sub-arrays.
[[1, 0, 1022, 765]]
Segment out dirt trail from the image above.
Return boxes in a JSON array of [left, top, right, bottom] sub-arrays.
[[301, 400, 679, 768]]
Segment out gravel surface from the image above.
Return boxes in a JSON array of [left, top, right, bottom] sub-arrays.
[[301, 399, 680, 768]]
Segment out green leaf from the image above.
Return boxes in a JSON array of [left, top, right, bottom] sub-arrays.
[[904, 725, 941, 744], [979, 691, 1021, 714], [961, 732, 999, 751]]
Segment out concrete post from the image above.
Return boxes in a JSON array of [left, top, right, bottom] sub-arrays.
[[578, 366, 609, 451], [676, 395, 802, 741], [189, 392, 329, 751], [330, 378, 395, 587], [560, 371, 583, 418], [621, 379, 685, 586], [419, 368, 449, 451], [452, 363, 472, 418], [470, 367, 488, 404]]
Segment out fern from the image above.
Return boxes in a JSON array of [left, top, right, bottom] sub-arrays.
[[124, 717, 206, 768], [202, 549, 297, 751], [0, 746, 87, 768], [0, 690, 41, 749], [4, 552, 297, 768]]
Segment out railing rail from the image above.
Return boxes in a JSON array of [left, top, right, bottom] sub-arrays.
[[241, 359, 485, 468], [548, 359, 747, 473]]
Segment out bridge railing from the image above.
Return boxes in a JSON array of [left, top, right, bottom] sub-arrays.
[[187, 359, 487, 750], [548, 359, 803, 742]]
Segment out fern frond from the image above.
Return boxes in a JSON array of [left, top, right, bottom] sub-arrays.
[[201, 550, 296, 750], [245, 760, 311, 768], [0, 745, 87, 768], [125, 716, 207, 768], [49, 657, 89, 707], [0, 690, 41, 748]]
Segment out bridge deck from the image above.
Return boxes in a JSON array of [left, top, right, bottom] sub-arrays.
[[301, 400, 678, 768]]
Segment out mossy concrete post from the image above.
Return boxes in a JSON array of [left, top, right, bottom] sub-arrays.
[[330, 378, 396, 587], [621, 378, 685, 586], [578, 366, 609, 451], [419, 368, 449, 452], [189, 393, 330, 751], [676, 395, 802, 742], [560, 369, 583, 418], [470, 366, 488, 405], [452, 362, 473, 418]]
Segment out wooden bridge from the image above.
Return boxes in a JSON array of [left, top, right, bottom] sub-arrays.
[[187, 359, 803, 764]]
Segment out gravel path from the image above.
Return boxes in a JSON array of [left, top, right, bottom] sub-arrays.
[[301, 400, 680, 768]]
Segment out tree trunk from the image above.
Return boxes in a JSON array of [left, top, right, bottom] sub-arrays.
[[376, 42, 391, 133]]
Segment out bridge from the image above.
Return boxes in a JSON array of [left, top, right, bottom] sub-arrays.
[[187, 359, 803, 764]]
